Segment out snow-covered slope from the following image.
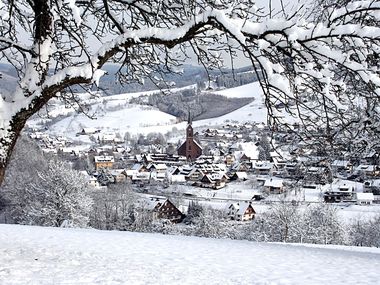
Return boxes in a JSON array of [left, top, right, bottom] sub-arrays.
[[212, 81, 263, 98], [47, 104, 178, 139], [1, 224, 380, 285]]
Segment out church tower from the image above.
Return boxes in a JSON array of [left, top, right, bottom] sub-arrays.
[[177, 112, 202, 161]]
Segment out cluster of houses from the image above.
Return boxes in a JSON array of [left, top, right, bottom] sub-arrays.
[[26, 115, 380, 224], [135, 196, 257, 223]]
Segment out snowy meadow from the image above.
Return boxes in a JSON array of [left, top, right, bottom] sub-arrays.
[[1, 224, 380, 285]]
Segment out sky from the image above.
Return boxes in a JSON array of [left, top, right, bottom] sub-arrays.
[[7, 0, 310, 69]]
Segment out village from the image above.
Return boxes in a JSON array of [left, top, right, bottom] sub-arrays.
[[26, 110, 380, 225]]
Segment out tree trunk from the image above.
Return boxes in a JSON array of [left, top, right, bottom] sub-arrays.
[[0, 166, 5, 187], [0, 1, 54, 187]]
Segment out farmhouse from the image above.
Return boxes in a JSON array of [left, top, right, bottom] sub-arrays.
[[142, 197, 184, 223], [264, 178, 284, 194], [94, 155, 114, 170], [355, 193, 374, 205], [227, 202, 256, 221], [324, 179, 356, 203]]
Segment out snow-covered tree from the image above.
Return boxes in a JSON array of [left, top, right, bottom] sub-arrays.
[[0, 0, 379, 184], [349, 216, 380, 247], [1, 140, 93, 227], [303, 204, 344, 245], [191, 207, 225, 238], [260, 201, 303, 243], [90, 184, 137, 230]]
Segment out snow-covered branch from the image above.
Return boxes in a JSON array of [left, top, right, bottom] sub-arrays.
[[0, 0, 379, 184]]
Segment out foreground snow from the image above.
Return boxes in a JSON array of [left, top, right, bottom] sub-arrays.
[[1, 225, 380, 284]]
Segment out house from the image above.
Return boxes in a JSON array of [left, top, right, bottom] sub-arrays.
[[355, 193, 374, 205], [251, 161, 273, 175], [131, 172, 151, 184], [200, 173, 228, 189], [131, 163, 148, 173], [141, 197, 184, 223], [331, 160, 352, 175], [284, 162, 299, 177], [98, 132, 117, 144], [360, 150, 378, 165], [231, 171, 248, 181], [88, 176, 102, 188], [324, 179, 356, 203], [110, 169, 127, 183], [94, 155, 114, 170], [80, 171, 102, 189], [96, 170, 115, 186], [79, 127, 100, 135], [264, 178, 284, 194], [231, 162, 250, 172], [150, 171, 167, 182], [227, 202, 256, 221], [225, 154, 235, 167], [354, 165, 378, 177], [186, 168, 205, 181], [363, 180, 380, 195], [304, 166, 329, 184]]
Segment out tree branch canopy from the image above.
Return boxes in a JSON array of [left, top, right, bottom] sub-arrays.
[[0, 0, 378, 184]]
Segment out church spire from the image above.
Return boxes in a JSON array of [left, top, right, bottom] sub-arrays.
[[187, 111, 192, 125]]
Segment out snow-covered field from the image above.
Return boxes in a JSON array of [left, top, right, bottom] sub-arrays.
[[47, 104, 178, 139], [1, 224, 380, 285], [212, 81, 263, 98]]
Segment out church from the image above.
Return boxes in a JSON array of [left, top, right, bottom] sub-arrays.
[[177, 114, 202, 161]]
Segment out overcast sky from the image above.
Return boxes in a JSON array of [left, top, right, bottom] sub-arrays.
[[10, 0, 308, 69]]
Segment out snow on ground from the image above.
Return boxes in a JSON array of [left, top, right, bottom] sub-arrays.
[[194, 99, 267, 127], [337, 204, 380, 223], [47, 104, 178, 139], [212, 81, 263, 98], [1, 224, 380, 285]]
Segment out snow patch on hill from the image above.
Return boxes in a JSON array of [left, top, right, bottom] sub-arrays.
[[212, 81, 263, 98], [1, 224, 380, 285]]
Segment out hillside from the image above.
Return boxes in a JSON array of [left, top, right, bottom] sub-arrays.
[[1, 224, 380, 285], [26, 82, 267, 139]]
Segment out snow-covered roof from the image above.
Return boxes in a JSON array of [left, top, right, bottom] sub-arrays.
[[155, 163, 167, 170], [82, 127, 99, 134], [94, 155, 115, 163], [355, 165, 376, 172], [234, 172, 248, 179], [170, 175, 186, 183], [229, 202, 255, 215], [252, 161, 273, 170], [331, 160, 351, 167], [356, 193, 374, 201], [330, 179, 357, 192]]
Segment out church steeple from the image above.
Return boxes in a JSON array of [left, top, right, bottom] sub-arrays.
[[177, 110, 202, 161], [186, 118, 193, 139]]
